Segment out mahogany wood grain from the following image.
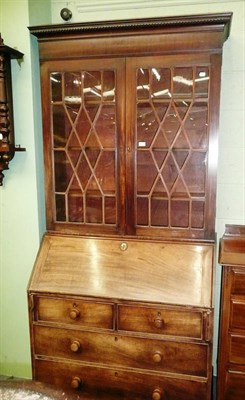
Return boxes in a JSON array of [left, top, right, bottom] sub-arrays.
[[29, 234, 214, 307], [33, 325, 209, 377], [34, 359, 209, 400]]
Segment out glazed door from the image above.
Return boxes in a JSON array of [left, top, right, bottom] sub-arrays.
[[41, 58, 126, 235], [126, 54, 220, 238]]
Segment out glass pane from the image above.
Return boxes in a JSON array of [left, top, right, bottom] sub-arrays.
[[67, 132, 81, 167], [191, 201, 205, 228], [54, 151, 73, 192], [182, 152, 207, 194], [86, 196, 102, 223], [75, 108, 92, 145], [195, 67, 209, 97], [137, 68, 150, 99], [161, 154, 178, 192], [185, 102, 208, 149], [84, 71, 102, 101], [53, 105, 71, 148], [137, 197, 149, 225], [68, 193, 84, 222], [95, 151, 116, 193], [51, 72, 62, 102], [137, 68, 171, 99], [105, 197, 116, 224], [137, 151, 157, 194], [151, 68, 171, 99], [162, 107, 180, 145], [103, 71, 115, 101], [171, 200, 189, 227], [64, 72, 81, 102], [173, 67, 193, 98], [96, 105, 116, 148], [55, 194, 66, 221], [137, 103, 159, 147], [151, 199, 168, 226]]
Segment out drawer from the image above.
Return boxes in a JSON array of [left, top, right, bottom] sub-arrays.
[[231, 269, 245, 296], [230, 300, 245, 331], [229, 334, 245, 364], [34, 359, 208, 400], [118, 304, 205, 339], [33, 296, 114, 330], [33, 325, 209, 377], [223, 370, 245, 400]]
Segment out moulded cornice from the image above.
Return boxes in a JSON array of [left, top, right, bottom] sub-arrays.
[[29, 12, 233, 41]]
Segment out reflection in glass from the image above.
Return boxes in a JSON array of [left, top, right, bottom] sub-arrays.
[[51, 72, 62, 102], [173, 68, 193, 97], [195, 67, 209, 97], [137, 68, 171, 99], [137, 103, 159, 147]]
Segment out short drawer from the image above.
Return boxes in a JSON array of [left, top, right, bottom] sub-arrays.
[[34, 359, 208, 400], [33, 325, 208, 377], [118, 304, 206, 339], [33, 296, 114, 330], [230, 300, 245, 331], [229, 334, 245, 364]]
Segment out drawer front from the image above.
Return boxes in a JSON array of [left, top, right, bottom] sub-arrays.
[[34, 359, 208, 400], [33, 325, 208, 377], [224, 370, 245, 400], [229, 334, 245, 364], [118, 304, 204, 339], [230, 301, 245, 330], [34, 296, 114, 330], [232, 269, 245, 296]]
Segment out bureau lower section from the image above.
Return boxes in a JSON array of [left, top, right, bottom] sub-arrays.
[[28, 235, 215, 399], [29, 294, 213, 400]]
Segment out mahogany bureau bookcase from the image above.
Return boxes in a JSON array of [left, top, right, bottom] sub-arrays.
[[28, 13, 232, 400], [217, 225, 245, 400]]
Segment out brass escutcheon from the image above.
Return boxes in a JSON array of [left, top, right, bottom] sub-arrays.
[[120, 242, 128, 251]]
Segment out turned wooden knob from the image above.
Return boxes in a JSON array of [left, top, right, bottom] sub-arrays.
[[71, 376, 81, 389], [152, 388, 162, 400], [70, 340, 81, 353], [69, 308, 80, 320], [153, 351, 162, 363], [154, 316, 164, 329]]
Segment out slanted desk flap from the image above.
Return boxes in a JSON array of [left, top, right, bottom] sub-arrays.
[[28, 234, 214, 307]]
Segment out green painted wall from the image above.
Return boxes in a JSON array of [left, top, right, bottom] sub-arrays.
[[0, 0, 51, 378]]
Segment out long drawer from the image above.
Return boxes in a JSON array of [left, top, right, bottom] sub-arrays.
[[34, 359, 208, 400], [118, 304, 207, 340], [33, 296, 114, 330], [33, 325, 208, 377]]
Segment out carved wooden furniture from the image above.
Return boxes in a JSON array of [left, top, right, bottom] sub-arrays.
[[28, 13, 232, 400], [217, 225, 245, 400], [0, 35, 24, 185]]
